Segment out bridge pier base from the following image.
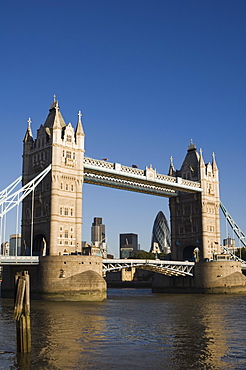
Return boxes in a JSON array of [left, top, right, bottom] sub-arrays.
[[1, 255, 106, 301], [152, 261, 246, 294]]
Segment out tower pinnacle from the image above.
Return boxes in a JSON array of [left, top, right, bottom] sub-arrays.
[[76, 109, 85, 137], [24, 117, 33, 141]]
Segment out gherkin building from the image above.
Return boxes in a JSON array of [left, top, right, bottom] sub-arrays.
[[150, 211, 171, 254]]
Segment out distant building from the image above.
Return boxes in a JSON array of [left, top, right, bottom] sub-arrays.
[[82, 241, 101, 256], [9, 234, 21, 256], [91, 217, 107, 258], [150, 211, 171, 255], [223, 237, 236, 253], [120, 233, 139, 258]]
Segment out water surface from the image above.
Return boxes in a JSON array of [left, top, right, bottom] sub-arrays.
[[1, 289, 246, 369]]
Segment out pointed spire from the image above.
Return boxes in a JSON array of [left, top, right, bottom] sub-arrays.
[[212, 152, 218, 172], [188, 139, 196, 151], [27, 118, 33, 136], [44, 95, 66, 129], [199, 148, 205, 167], [24, 117, 33, 142], [50, 94, 59, 110], [168, 156, 176, 176], [75, 110, 85, 137]]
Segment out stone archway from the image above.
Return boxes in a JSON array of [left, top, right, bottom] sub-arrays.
[[183, 245, 200, 262], [33, 234, 49, 256]]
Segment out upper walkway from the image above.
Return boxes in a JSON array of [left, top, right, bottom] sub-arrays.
[[83, 157, 202, 197]]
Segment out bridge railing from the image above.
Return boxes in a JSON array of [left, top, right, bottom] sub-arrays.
[[84, 157, 202, 193], [0, 256, 39, 265], [102, 259, 195, 276]]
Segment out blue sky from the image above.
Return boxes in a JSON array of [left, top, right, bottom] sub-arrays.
[[1, 0, 246, 257]]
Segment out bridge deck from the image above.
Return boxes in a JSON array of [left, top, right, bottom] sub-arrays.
[[102, 258, 195, 276]]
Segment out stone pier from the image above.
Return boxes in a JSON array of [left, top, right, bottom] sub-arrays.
[[152, 261, 246, 294], [1, 255, 106, 301]]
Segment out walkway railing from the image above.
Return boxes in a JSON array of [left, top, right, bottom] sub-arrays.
[[83, 157, 202, 197]]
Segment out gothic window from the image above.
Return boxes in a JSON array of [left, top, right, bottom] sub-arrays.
[[36, 206, 41, 217], [70, 209, 73, 216], [185, 224, 191, 233], [64, 208, 68, 216], [66, 184, 69, 191], [60, 207, 63, 215], [65, 231, 68, 238], [66, 151, 72, 159], [67, 135, 72, 142], [61, 183, 63, 190], [184, 205, 191, 215], [63, 150, 65, 157], [73, 152, 75, 159], [177, 208, 181, 216], [26, 208, 31, 218], [71, 184, 74, 191]]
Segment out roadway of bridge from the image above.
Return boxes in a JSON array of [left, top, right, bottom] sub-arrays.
[[1, 256, 245, 275], [102, 258, 195, 276]]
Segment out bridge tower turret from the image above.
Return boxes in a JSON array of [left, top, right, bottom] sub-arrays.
[[21, 97, 85, 256], [169, 141, 221, 262]]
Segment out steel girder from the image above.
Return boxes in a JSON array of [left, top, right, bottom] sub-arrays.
[[102, 259, 195, 277]]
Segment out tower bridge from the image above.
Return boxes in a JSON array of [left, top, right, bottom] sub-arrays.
[[1, 98, 246, 299]]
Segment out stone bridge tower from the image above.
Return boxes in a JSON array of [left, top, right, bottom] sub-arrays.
[[22, 97, 85, 256], [168, 141, 221, 261]]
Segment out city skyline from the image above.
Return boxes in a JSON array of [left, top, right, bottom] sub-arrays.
[[1, 1, 246, 257]]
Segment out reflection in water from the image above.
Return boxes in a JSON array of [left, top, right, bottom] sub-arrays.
[[29, 301, 106, 369], [165, 295, 230, 369], [1, 290, 246, 369]]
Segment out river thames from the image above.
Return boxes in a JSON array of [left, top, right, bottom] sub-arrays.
[[1, 288, 246, 369]]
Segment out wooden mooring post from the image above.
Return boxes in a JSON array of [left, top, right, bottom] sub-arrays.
[[14, 271, 31, 352]]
